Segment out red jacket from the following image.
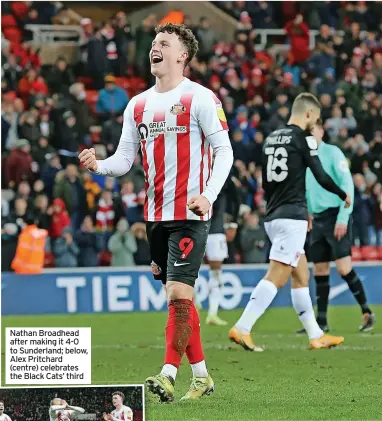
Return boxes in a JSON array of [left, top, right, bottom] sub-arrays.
[[18, 76, 48, 106], [5, 149, 34, 186], [49, 198, 71, 238], [284, 21, 311, 64], [12, 44, 41, 69]]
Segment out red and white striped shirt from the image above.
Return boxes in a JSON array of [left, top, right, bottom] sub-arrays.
[[111, 405, 133, 421], [0, 413, 12, 421], [96, 78, 233, 222]]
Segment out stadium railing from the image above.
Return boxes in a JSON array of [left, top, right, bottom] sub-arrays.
[[25, 24, 81, 45]]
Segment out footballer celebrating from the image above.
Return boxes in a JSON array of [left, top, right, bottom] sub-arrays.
[[229, 93, 351, 351], [0, 401, 12, 421], [49, 398, 85, 421], [103, 391, 133, 421], [79, 23, 233, 402]]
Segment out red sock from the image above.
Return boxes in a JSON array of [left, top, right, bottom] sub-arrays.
[[185, 302, 205, 364], [164, 299, 194, 368]]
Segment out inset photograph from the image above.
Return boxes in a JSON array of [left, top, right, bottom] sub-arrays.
[[0, 385, 144, 421]]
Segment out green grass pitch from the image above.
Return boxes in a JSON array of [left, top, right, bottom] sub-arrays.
[[2, 305, 382, 420]]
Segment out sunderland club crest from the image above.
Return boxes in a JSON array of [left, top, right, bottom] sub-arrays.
[[170, 102, 186, 115]]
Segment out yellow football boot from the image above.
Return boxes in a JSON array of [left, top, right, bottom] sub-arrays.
[[145, 373, 175, 403], [180, 375, 214, 401]]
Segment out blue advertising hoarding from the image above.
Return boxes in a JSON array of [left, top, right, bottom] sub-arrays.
[[2, 264, 381, 315]]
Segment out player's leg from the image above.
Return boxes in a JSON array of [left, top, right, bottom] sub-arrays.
[[313, 262, 331, 330], [291, 256, 344, 349], [205, 233, 228, 326], [330, 220, 375, 331], [296, 221, 332, 334], [145, 222, 177, 403], [230, 219, 307, 351], [166, 220, 214, 400], [335, 256, 375, 331]]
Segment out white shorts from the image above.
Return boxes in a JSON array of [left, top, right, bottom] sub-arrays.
[[264, 218, 307, 268], [205, 233, 228, 262]]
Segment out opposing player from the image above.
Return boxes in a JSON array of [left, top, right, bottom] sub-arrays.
[[229, 93, 351, 350], [0, 401, 12, 421], [79, 23, 233, 401], [205, 175, 241, 326], [103, 391, 133, 421], [49, 398, 85, 421], [297, 120, 375, 333]]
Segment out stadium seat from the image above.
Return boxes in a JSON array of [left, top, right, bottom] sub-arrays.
[[98, 251, 112, 266], [44, 252, 55, 268], [77, 76, 93, 89], [2, 15, 18, 28], [351, 246, 363, 261], [378, 246, 382, 260], [3, 27, 22, 44], [361, 246, 380, 261], [115, 77, 130, 89], [85, 90, 99, 113], [11, 1, 29, 19]]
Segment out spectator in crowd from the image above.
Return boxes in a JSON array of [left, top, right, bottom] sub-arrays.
[[49, 198, 71, 240], [284, 14, 311, 65], [240, 212, 267, 263], [18, 69, 48, 107], [3, 54, 23, 91], [101, 19, 120, 76], [47, 57, 75, 95], [353, 173, 373, 246], [371, 182, 382, 245], [82, 172, 102, 215], [69, 83, 95, 140], [75, 216, 104, 267], [87, 24, 109, 89], [135, 15, 156, 81], [40, 154, 62, 200], [34, 194, 50, 230], [131, 222, 151, 265], [96, 75, 129, 120], [114, 11, 134, 73], [32, 136, 56, 168], [102, 114, 123, 155], [120, 180, 145, 225], [19, 111, 41, 145], [195, 17, 218, 61], [1, 222, 19, 271], [1, 100, 20, 151], [95, 189, 116, 233], [4, 197, 30, 234], [53, 226, 79, 268], [53, 164, 87, 230], [57, 111, 81, 166], [4, 139, 35, 188], [14, 180, 33, 210], [39, 111, 55, 141], [108, 218, 137, 267]]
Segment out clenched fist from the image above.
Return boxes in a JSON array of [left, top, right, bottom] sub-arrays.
[[79, 148, 97, 172], [188, 195, 211, 216]]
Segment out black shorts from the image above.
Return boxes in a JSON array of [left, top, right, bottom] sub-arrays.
[[310, 207, 352, 263], [146, 219, 211, 287]]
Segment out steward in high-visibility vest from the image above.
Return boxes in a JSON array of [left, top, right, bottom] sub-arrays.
[[11, 222, 48, 274]]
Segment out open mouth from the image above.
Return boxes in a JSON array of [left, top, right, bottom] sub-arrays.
[[151, 55, 163, 64]]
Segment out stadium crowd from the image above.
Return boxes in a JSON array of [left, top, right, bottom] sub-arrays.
[[0, 386, 143, 421], [1, 1, 382, 271]]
